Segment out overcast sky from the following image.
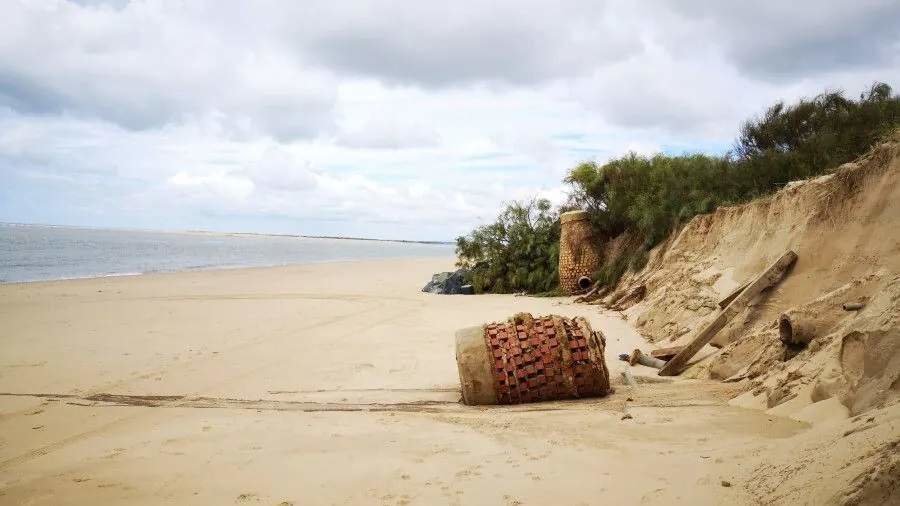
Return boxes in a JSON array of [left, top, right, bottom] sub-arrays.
[[1, 0, 898, 240]]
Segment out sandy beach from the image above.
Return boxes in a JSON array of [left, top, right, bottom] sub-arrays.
[[4, 1, 899, 502], [0, 258, 867, 505]]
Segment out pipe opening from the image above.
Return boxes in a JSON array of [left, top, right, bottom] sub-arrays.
[[779, 314, 806, 360], [577, 276, 593, 290], [778, 315, 793, 343]]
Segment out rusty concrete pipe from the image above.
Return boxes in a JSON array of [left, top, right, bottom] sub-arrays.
[[559, 210, 602, 295], [456, 313, 612, 405]]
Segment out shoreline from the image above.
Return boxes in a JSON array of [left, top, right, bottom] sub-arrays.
[[0, 221, 454, 245], [0, 255, 456, 286]]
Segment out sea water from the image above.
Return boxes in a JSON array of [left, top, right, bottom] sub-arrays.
[[0, 223, 454, 283]]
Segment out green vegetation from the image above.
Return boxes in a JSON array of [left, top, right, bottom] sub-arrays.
[[566, 154, 733, 246], [455, 199, 560, 294], [734, 82, 899, 189], [458, 82, 900, 293]]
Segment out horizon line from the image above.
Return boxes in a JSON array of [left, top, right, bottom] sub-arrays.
[[0, 221, 455, 246]]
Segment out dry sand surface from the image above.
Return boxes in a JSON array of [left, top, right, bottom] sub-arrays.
[[0, 258, 892, 505]]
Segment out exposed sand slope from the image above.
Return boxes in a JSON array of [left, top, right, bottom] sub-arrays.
[[602, 134, 900, 502], [0, 259, 826, 505]]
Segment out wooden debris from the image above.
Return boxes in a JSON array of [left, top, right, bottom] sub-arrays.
[[658, 250, 798, 376], [585, 286, 611, 305], [574, 282, 602, 303], [611, 284, 646, 310], [629, 349, 666, 369], [628, 349, 641, 365], [718, 281, 750, 309], [650, 345, 686, 361]]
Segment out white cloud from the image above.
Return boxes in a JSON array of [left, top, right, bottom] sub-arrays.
[[168, 171, 256, 204], [654, 1, 900, 81], [1, 0, 898, 240], [0, 0, 337, 139], [242, 149, 320, 192], [335, 118, 440, 150]]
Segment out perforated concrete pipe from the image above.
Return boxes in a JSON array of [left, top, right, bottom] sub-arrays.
[[455, 313, 612, 405], [559, 210, 602, 295]]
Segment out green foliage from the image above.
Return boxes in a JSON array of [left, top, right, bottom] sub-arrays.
[[455, 199, 560, 294], [456, 82, 899, 294], [592, 254, 628, 289], [567, 82, 899, 290], [587, 245, 649, 289], [734, 82, 900, 188], [566, 153, 735, 245]]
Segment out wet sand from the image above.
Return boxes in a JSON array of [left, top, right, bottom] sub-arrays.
[[0, 258, 808, 505]]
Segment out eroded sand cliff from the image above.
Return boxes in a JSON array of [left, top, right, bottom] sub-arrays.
[[601, 132, 900, 503]]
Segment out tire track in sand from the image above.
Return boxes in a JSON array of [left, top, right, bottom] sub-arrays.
[[0, 295, 419, 470]]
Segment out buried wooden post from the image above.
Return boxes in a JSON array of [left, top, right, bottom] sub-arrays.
[[658, 250, 798, 376]]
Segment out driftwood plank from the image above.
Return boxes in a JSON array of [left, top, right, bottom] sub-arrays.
[[650, 345, 686, 361], [658, 250, 798, 376], [718, 281, 750, 309]]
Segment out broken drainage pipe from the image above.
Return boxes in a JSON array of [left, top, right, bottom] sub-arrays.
[[778, 310, 818, 360], [577, 276, 593, 291], [778, 312, 817, 347]]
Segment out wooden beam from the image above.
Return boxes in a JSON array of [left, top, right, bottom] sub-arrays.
[[650, 345, 686, 361], [718, 281, 750, 309], [658, 250, 798, 376]]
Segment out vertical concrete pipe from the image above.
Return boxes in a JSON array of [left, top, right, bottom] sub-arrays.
[[559, 210, 602, 295], [456, 313, 612, 405]]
